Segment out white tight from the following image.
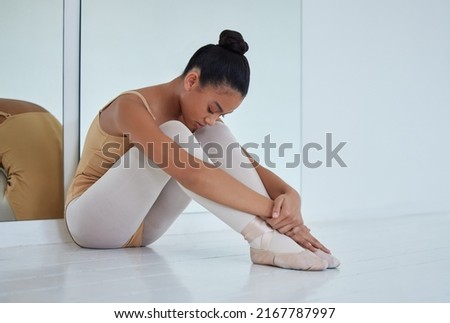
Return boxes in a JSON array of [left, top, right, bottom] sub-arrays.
[[65, 120, 274, 248], [66, 120, 342, 271]]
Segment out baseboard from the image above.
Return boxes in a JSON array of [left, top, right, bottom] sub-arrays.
[[0, 219, 72, 248], [0, 211, 229, 248]]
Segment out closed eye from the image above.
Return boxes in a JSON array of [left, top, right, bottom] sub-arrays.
[[208, 106, 221, 115]]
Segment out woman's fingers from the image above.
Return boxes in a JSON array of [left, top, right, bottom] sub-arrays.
[[308, 235, 330, 253], [271, 195, 284, 219], [266, 215, 301, 232], [275, 223, 296, 234], [287, 225, 331, 254], [290, 232, 317, 252]]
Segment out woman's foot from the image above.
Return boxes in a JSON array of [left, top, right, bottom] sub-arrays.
[[250, 247, 328, 271], [314, 249, 340, 269], [241, 218, 328, 271]]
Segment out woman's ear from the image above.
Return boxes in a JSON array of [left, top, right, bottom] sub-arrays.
[[184, 70, 200, 91]]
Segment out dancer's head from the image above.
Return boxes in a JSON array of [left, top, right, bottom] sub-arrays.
[[180, 30, 251, 131], [182, 29, 250, 97]]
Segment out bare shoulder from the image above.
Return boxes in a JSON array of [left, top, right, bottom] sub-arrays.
[[100, 91, 157, 137]]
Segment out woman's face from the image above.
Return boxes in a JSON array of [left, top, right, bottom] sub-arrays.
[[181, 72, 243, 132]]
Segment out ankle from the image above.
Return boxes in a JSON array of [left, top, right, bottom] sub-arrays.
[[240, 217, 303, 253], [241, 217, 272, 246]]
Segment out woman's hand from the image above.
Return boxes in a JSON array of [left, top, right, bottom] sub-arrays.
[[286, 225, 331, 254], [264, 189, 331, 254], [265, 189, 303, 234]]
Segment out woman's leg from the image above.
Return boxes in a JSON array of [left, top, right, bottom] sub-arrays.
[[182, 123, 328, 271], [65, 121, 190, 249], [0, 168, 16, 221], [65, 146, 171, 248], [139, 120, 206, 245], [196, 123, 339, 269], [141, 178, 191, 245]]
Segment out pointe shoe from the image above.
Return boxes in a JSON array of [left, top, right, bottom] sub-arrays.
[[314, 250, 341, 269], [241, 218, 328, 271], [250, 248, 328, 271]]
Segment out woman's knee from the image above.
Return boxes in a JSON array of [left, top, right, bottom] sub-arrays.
[[159, 120, 191, 139], [160, 120, 208, 161], [194, 122, 248, 169], [194, 122, 234, 145]]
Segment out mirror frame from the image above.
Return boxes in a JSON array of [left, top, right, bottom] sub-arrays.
[[63, 0, 81, 193], [0, 0, 81, 247]]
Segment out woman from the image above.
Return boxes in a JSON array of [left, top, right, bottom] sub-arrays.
[[65, 30, 339, 271]]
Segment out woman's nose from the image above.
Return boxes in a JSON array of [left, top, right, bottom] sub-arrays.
[[204, 116, 217, 126]]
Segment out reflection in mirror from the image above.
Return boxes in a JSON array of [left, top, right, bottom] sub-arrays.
[[0, 99, 62, 221], [0, 0, 63, 221]]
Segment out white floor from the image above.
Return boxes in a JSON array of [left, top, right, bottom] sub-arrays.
[[1, 212, 449, 303]]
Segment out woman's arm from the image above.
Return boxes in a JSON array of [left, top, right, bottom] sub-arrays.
[[242, 148, 303, 229], [102, 95, 275, 219]]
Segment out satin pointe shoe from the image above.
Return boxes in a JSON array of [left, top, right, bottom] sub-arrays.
[[314, 249, 341, 269], [241, 217, 328, 271]]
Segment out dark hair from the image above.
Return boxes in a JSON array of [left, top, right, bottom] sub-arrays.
[[182, 30, 250, 96]]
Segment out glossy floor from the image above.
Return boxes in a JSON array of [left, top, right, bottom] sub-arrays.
[[1, 212, 449, 303]]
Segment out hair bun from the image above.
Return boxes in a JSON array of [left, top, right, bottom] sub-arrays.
[[218, 30, 249, 55]]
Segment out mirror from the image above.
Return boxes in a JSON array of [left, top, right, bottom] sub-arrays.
[[0, 0, 64, 221], [80, 0, 301, 213]]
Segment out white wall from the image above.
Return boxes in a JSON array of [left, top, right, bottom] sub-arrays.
[[2, 0, 448, 225], [80, 0, 302, 213], [0, 0, 63, 123], [301, 0, 450, 221], [2, 0, 450, 246]]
